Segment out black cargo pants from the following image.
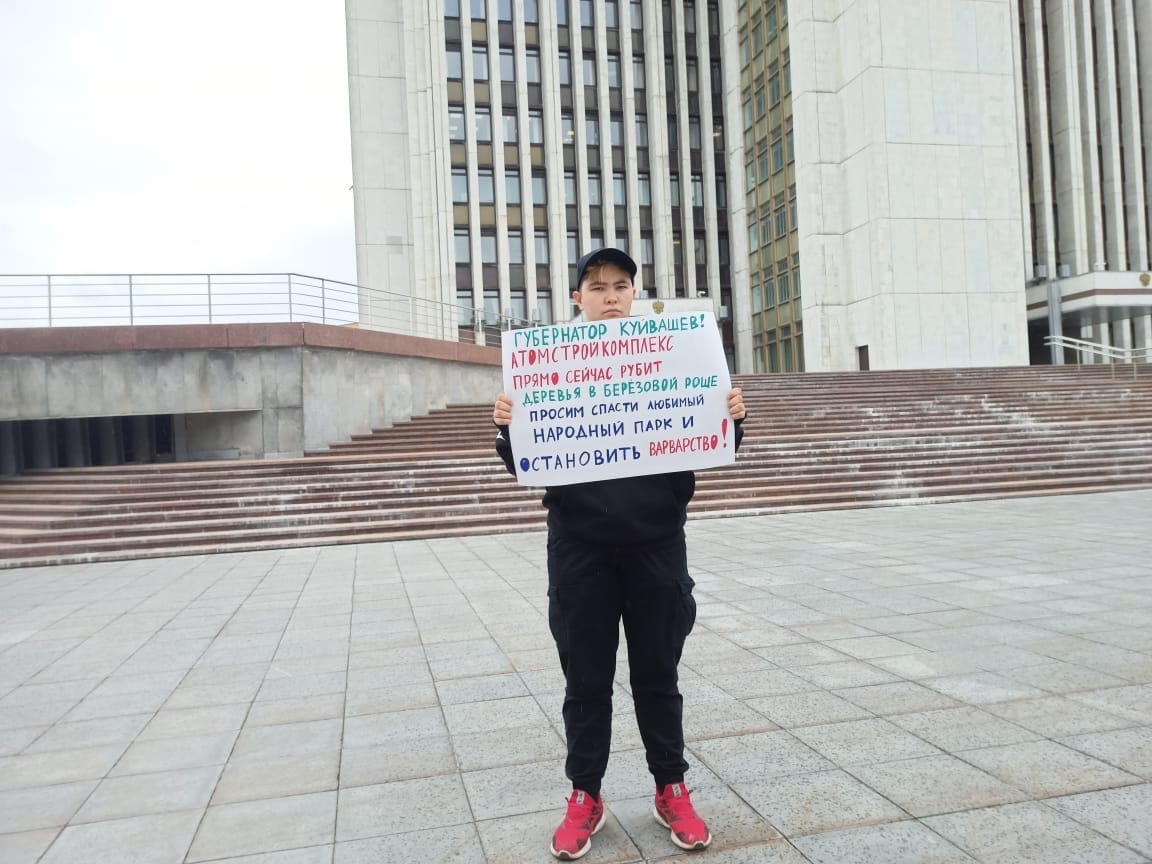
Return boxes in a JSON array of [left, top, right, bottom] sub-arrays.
[[546, 534, 698, 794]]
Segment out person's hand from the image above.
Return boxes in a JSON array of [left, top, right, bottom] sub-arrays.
[[493, 393, 513, 426], [727, 387, 746, 421]]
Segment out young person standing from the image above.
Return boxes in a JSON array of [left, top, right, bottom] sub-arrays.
[[492, 248, 746, 860]]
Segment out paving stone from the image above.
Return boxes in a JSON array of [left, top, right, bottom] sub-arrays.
[[793, 820, 977, 864], [339, 736, 458, 788], [1060, 727, 1152, 779], [690, 730, 833, 783], [213, 751, 340, 804], [0, 829, 60, 864], [986, 696, 1137, 738], [109, 730, 239, 775], [231, 718, 343, 761], [1071, 686, 1152, 724], [137, 703, 249, 740], [924, 801, 1147, 864], [791, 660, 900, 689], [848, 754, 1027, 816], [342, 708, 446, 748], [22, 712, 150, 752], [189, 844, 333, 864], [961, 740, 1143, 798], [1048, 783, 1152, 857], [474, 808, 639, 864], [792, 718, 942, 766], [833, 682, 959, 716], [74, 765, 222, 822], [0, 724, 48, 755], [460, 759, 568, 821], [0, 744, 125, 791], [684, 696, 778, 739], [747, 690, 873, 728], [435, 673, 529, 705], [734, 769, 908, 836], [335, 824, 481, 864], [442, 696, 550, 737], [451, 723, 565, 772], [709, 667, 815, 700], [40, 810, 202, 864], [336, 775, 472, 842], [188, 792, 337, 861], [891, 706, 1040, 751]]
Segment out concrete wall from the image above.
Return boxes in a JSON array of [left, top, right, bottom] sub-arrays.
[[791, 0, 1031, 371], [0, 324, 502, 459]]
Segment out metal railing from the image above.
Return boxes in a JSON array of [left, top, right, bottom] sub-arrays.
[[1044, 335, 1152, 377], [0, 273, 541, 346]]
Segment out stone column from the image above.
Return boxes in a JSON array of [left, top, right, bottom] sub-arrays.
[[93, 417, 122, 466], [60, 418, 89, 467], [0, 422, 21, 476], [28, 420, 55, 468]]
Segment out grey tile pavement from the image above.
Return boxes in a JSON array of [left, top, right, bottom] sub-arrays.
[[0, 489, 1150, 862]]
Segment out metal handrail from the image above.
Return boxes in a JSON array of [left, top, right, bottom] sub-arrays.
[[1044, 335, 1151, 378], [0, 272, 551, 347]]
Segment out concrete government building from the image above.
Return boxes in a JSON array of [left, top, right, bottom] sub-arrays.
[[349, 0, 1152, 373]]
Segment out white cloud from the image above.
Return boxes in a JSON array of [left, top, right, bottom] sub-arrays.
[[0, 0, 355, 282]]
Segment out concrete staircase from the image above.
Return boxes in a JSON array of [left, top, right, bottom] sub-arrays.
[[2, 366, 1151, 567]]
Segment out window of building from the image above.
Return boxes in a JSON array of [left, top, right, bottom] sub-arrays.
[[505, 170, 521, 204], [633, 56, 645, 88], [448, 106, 466, 141], [631, 0, 642, 28], [640, 235, 654, 265], [769, 72, 781, 106], [743, 96, 753, 130], [446, 0, 461, 17], [529, 109, 544, 143], [481, 232, 497, 262], [478, 169, 495, 203], [686, 59, 698, 92], [503, 111, 518, 142], [771, 138, 784, 173], [758, 149, 769, 181], [766, 5, 778, 40], [524, 0, 538, 22], [452, 169, 468, 203], [472, 47, 489, 81], [564, 171, 577, 204], [613, 173, 627, 205], [775, 204, 787, 238], [760, 220, 771, 248], [535, 230, 549, 263], [752, 22, 762, 53], [567, 231, 579, 264], [508, 229, 523, 262], [638, 173, 651, 205], [499, 48, 515, 82], [585, 115, 600, 145], [755, 87, 766, 118], [746, 160, 756, 189], [711, 61, 722, 94], [717, 176, 726, 208], [454, 228, 470, 262], [607, 54, 621, 88], [588, 172, 602, 205], [532, 174, 547, 204], [557, 0, 568, 25], [558, 50, 571, 86], [474, 107, 492, 142], [497, 0, 513, 20], [684, 0, 696, 32], [778, 269, 790, 302], [583, 56, 596, 86], [635, 114, 648, 146], [581, 0, 594, 26], [605, 0, 619, 27], [526, 48, 541, 83], [446, 47, 462, 79], [670, 175, 680, 207], [786, 127, 794, 163], [747, 223, 758, 251], [471, 0, 486, 19], [783, 60, 791, 96], [610, 117, 623, 146], [562, 112, 575, 144], [689, 117, 701, 149], [764, 276, 775, 308], [691, 175, 703, 206]]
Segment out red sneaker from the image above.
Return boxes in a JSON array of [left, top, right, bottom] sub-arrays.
[[653, 782, 712, 851], [550, 789, 605, 860]]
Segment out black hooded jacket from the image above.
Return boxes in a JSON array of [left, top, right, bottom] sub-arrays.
[[495, 419, 744, 547]]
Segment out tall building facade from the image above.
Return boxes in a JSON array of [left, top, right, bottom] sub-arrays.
[[347, 1, 1152, 372]]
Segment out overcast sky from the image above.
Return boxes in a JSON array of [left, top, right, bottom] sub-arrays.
[[0, 1, 356, 283]]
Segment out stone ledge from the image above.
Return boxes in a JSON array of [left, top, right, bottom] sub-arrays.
[[0, 323, 502, 366]]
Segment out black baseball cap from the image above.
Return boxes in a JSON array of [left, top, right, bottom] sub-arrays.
[[575, 247, 638, 290]]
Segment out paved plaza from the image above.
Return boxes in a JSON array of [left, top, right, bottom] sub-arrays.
[[1, 490, 1150, 863]]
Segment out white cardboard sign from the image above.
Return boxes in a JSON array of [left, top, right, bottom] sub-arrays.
[[501, 313, 734, 486]]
